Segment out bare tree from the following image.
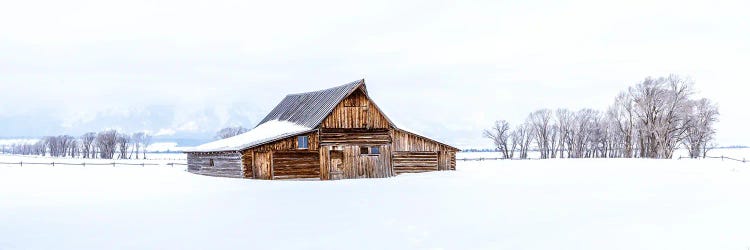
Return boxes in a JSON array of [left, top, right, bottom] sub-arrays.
[[483, 120, 512, 159], [80, 132, 96, 158], [555, 109, 574, 158], [69, 139, 79, 158], [117, 134, 131, 159], [630, 75, 695, 158], [95, 130, 118, 159], [142, 133, 152, 159], [528, 109, 553, 159], [608, 92, 635, 158], [683, 98, 719, 158], [548, 125, 559, 158], [216, 126, 249, 139], [131, 132, 146, 159], [570, 109, 598, 158], [511, 123, 533, 159]]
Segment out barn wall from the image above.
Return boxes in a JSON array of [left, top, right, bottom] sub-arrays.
[[251, 132, 319, 152], [319, 128, 391, 145], [320, 89, 390, 129], [319, 145, 392, 180], [393, 151, 438, 174], [272, 151, 320, 180], [241, 132, 319, 179], [187, 151, 243, 178], [392, 129, 458, 172]]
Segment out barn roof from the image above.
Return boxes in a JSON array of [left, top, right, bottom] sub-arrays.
[[185, 120, 314, 152], [256, 79, 368, 128], [185, 79, 456, 153], [186, 79, 374, 152]]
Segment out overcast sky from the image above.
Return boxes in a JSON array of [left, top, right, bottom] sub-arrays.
[[1, 0, 748, 148]]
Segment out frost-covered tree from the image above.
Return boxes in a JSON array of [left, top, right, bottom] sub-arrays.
[[96, 130, 118, 159], [608, 92, 635, 158], [80, 132, 96, 158], [511, 123, 533, 159], [683, 98, 719, 158], [215, 126, 249, 139], [117, 134, 131, 159], [142, 133, 152, 159], [630, 75, 695, 158], [483, 120, 512, 159], [131, 132, 146, 159], [528, 109, 553, 159], [555, 109, 574, 158]]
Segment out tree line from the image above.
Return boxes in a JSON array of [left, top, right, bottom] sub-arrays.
[[5, 126, 252, 159], [8, 130, 153, 160], [484, 75, 719, 159]]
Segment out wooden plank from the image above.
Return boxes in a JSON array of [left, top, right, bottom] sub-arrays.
[[320, 89, 390, 129], [392, 151, 439, 175], [186, 152, 244, 178], [272, 151, 320, 180]]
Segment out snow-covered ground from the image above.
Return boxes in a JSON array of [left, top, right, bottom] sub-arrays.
[[1, 154, 749, 249], [0, 153, 186, 164]]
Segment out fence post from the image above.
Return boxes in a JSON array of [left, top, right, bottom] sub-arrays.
[[142, 163, 145, 167], [52, 162, 55, 167], [112, 162, 116, 167], [83, 162, 86, 167], [20, 161, 22, 167]]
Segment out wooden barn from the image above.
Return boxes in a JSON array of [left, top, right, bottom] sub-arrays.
[[184, 79, 458, 180]]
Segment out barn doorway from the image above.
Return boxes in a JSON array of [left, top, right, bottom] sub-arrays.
[[329, 150, 344, 180]]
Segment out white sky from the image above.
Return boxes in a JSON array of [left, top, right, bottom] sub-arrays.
[[1, 0, 748, 148]]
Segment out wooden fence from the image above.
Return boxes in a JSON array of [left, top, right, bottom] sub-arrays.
[[0, 161, 188, 167], [457, 157, 541, 161], [677, 155, 747, 163], [460, 155, 748, 163]]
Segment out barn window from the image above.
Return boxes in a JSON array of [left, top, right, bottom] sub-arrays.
[[209, 159, 214, 167], [298, 136, 309, 149], [360, 146, 380, 155]]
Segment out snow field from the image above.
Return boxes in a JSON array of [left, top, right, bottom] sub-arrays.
[[0, 154, 749, 249]]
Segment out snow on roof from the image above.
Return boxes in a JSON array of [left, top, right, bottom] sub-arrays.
[[185, 120, 313, 152]]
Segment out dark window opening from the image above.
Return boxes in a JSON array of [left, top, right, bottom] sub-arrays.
[[298, 136, 309, 149], [360, 146, 380, 155]]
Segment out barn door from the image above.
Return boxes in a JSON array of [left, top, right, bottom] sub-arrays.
[[329, 150, 344, 180], [253, 151, 272, 179]]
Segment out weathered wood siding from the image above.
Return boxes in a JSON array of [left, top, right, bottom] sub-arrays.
[[450, 151, 456, 170], [320, 128, 391, 145], [241, 132, 319, 179], [392, 129, 458, 172], [438, 150, 457, 171], [272, 151, 320, 179], [320, 89, 390, 129], [252, 151, 272, 179], [187, 151, 243, 178], [393, 151, 438, 174], [320, 145, 392, 180], [251, 132, 319, 152]]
